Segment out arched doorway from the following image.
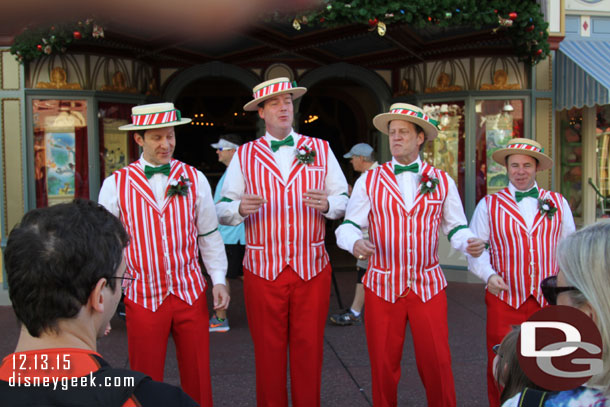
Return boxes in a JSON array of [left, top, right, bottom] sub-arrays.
[[171, 77, 258, 189]]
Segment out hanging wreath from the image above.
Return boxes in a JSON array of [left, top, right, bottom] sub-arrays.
[[288, 0, 550, 65], [10, 19, 104, 63]]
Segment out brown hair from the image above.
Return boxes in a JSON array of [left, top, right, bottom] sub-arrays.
[[495, 326, 546, 405]]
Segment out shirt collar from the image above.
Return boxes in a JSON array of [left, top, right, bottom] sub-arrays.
[[508, 181, 539, 195], [264, 129, 299, 146], [139, 155, 171, 170], [392, 156, 422, 174]]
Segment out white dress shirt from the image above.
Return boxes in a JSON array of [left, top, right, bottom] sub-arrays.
[[467, 182, 576, 284], [336, 157, 476, 256], [216, 129, 349, 225], [98, 156, 227, 286]]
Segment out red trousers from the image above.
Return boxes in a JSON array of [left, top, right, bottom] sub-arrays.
[[485, 292, 541, 407], [125, 294, 212, 407], [365, 288, 455, 407], [243, 264, 331, 407]]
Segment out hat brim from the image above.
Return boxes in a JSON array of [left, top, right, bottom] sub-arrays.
[[243, 88, 307, 112], [372, 113, 438, 141], [492, 149, 553, 171], [343, 152, 354, 158], [118, 118, 192, 131]]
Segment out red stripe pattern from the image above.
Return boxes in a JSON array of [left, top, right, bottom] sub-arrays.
[[253, 80, 294, 100], [505, 142, 543, 153], [115, 160, 206, 311], [238, 135, 330, 281], [389, 108, 430, 122], [486, 188, 564, 309], [362, 162, 450, 303], [131, 109, 178, 127]]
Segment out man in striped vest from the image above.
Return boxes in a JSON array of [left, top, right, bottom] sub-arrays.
[[99, 102, 229, 407], [467, 138, 575, 407], [216, 77, 349, 407], [336, 103, 485, 407]]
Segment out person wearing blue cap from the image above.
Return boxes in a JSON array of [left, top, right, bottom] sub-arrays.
[[330, 143, 378, 326]]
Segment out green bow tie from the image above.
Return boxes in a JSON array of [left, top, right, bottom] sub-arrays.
[[394, 163, 419, 175], [270, 135, 295, 152], [144, 163, 171, 179], [515, 187, 538, 202]]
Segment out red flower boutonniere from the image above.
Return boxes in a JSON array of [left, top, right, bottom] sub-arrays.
[[538, 197, 557, 219], [167, 176, 191, 197], [296, 145, 316, 165], [420, 173, 439, 194]]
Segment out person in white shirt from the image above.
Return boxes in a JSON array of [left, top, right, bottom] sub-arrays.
[[98, 102, 229, 407], [467, 138, 575, 407], [216, 77, 348, 407], [330, 142, 378, 326], [336, 103, 485, 407]]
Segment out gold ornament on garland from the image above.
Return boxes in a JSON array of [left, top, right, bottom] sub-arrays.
[[293, 18, 302, 30], [377, 21, 387, 36]]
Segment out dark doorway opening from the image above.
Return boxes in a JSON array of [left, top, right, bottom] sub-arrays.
[[173, 77, 258, 190]]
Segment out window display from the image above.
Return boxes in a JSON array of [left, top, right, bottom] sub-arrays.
[[32, 99, 89, 207], [559, 108, 583, 218], [97, 102, 139, 181]]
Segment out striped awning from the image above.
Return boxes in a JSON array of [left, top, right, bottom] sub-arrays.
[[555, 40, 610, 110]]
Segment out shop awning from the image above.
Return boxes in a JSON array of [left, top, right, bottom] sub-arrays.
[[556, 40, 610, 110]]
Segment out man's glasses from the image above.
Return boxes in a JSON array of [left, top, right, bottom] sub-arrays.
[[492, 344, 501, 355], [540, 275, 579, 305], [216, 147, 235, 152], [109, 271, 135, 294]]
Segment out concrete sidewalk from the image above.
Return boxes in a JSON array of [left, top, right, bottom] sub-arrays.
[[0, 269, 489, 406]]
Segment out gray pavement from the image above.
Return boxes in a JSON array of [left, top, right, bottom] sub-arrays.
[[0, 268, 490, 406]]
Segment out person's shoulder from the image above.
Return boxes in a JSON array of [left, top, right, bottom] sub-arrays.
[[133, 379, 198, 407], [544, 386, 609, 406]]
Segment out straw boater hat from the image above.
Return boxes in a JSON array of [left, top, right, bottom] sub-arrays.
[[492, 138, 553, 171], [243, 77, 307, 112], [118, 102, 191, 131], [372, 103, 439, 141]]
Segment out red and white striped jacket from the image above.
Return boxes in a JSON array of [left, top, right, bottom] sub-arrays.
[[486, 187, 565, 308], [238, 136, 330, 281], [115, 160, 205, 311], [362, 162, 450, 303]]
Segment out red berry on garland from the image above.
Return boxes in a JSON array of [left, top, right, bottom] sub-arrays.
[[73, 31, 82, 40], [536, 49, 543, 55], [494, 9, 498, 13], [509, 12, 518, 20], [37, 44, 43, 51], [526, 25, 535, 32], [319, 17, 325, 22], [368, 18, 378, 26]]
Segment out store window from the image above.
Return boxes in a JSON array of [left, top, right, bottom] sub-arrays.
[[475, 99, 524, 202], [32, 99, 89, 207], [558, 108, 583, 218], [422, 101, 465, 202], [595, 105, 610, 218], [98, 101, 139, 182]]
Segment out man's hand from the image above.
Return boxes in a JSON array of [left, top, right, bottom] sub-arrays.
[[487, 275, 509, 296], [212, 284, 230, 310], [466, 237, 486, 258], [238, 194, 267, 216], [303, 189, 329, 213], [353, 239, 375, 261]]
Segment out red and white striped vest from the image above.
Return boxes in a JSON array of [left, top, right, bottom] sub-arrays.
[[362, 162, 450, 303], [486, 188, 565, 309], [238, 135, 330, 281], [114, 159, 205, 311]]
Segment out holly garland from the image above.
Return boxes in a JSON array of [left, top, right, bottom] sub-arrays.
[[289, 0, 550, 65], [10, 19, 104, 63]]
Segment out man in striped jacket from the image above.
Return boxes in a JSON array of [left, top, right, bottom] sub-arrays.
[[216, 77, 349, 407], [467, 138, 575, 407], [99, 102, 229, 407], [336, 103, 485, 407]]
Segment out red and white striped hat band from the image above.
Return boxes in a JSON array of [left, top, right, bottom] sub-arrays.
[[505, 142, 544, 154], [252, 80, 295, 100], [131, 109, 181, 127], [389, 108, 438, 126]]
